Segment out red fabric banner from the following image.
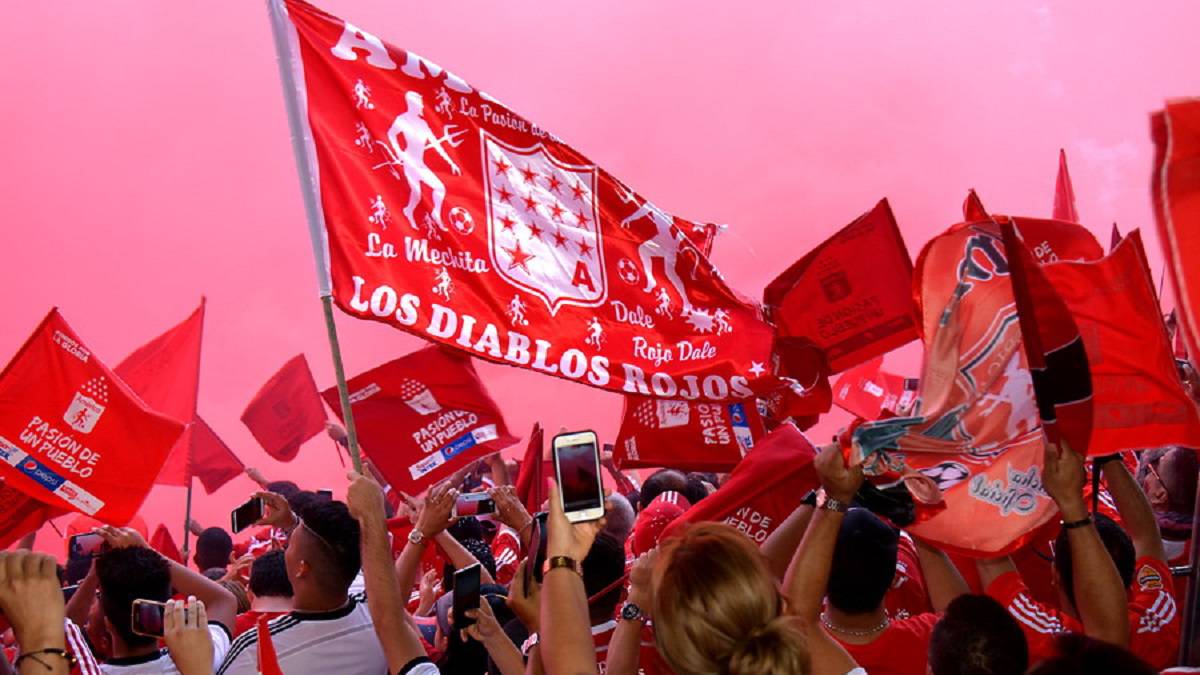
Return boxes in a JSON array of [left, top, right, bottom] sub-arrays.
[[613, 396, 765, 473], [150, 523, 184, 564], [832, 357, 917, 421], [1002, 222, 1094, 453], [321, 346, 519, 495], [1053, 149, 1080, 223], [115, 301, 205, 486], [763, 199, 917, 374], [0, 310, 185, 526], [0, 483, 60, 550], [190, 416, 245, 494], [1110, 223, 1123, 252], [241, 354, 327, 462], [513, 423, 545, 512], [276, 0, 776, 402], [1152, 99, 1200, 367], [661, 423, 818, 545]]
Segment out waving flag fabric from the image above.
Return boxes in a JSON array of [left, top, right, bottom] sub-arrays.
[[268, 0, 778, 402], [613, 396, 765, 472], [1152, 99, 1200, 367], [241, 354, 327, 462]]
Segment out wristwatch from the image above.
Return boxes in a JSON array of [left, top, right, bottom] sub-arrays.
[[407, 529, 426, 545], [816, 489, 849, 513], [620, 602, 647, 623]]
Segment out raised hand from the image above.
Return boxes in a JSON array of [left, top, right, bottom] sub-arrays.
[[163, 596, 214, 675]]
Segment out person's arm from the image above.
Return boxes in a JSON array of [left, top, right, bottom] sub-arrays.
[[254, 491, 301, 538], [465, 599, 525, 675], [782, 444, 862, 675], [394, 483, 458, 595], [600, 448, 638, 496], [975, 556, 1019, 591], [0, 551, 69, 675], [605, 550, 655, 675], [187, 518, 206, 537], [346, 471, 431, 673], [1101, 457, 1168, 562], [914, 539, 969, 613], [487, 453, 513, 487], [244, 467, 271, 491], [490, 486, 536, 553], [64, 561, 100, 626], [1044, 441, 1130, 647], [539, 483, 605, 675], [98, 527, 237, 631], [761, 503, 815, 580], [15, 532, 36, 551]]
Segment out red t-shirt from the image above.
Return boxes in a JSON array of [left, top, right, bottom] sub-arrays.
[[234, 610, 289, 637], [985, 556, 1180, 669], [491, 525, 522, 586], [833, 613, 939, 675], [885, 532, 932, 618]]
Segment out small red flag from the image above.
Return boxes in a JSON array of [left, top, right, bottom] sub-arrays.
[[963, 189, 991, 222], [256, 614, 284, 675], [832, 357, 917, 421], [613, 396, 765, 473], [0, 310, 185, 525], [322, 347, 519, 495], [190, 416, 244, 494], [513, 423, 545, 512], [1152, 99, 1200, 367], [764, 199, 917, 374], [150, 523, 183, 564], [1110, 223, 1123, 252], [662, 423, 818, 545], [1053, 149, 1080, 223], [241, 355, 327, 462]]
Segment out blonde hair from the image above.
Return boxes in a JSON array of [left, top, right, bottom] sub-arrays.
[[651, 522, 810, 675]]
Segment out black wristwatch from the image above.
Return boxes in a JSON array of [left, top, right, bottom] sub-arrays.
[[620, 602, 647, 623]]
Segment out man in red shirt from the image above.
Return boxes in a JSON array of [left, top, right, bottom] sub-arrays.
[[981, 444, 1179, 669]]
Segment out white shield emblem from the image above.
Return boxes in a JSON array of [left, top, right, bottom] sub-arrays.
[[64, 377, 108, 434], [483, 132, 606, 314], [399, 378, 441, 416]]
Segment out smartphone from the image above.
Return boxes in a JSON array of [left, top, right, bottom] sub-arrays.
[[231, 496, 265, 534], [453, 492, 496, 517], [452, 563, 482, 631], [316, 488, 333, 500], [62, 584, 81, 603], [68, 532, 105, 563], [526, 512, 549, 591], [131, 599, 166, 638], [552, 430, 605, 523]]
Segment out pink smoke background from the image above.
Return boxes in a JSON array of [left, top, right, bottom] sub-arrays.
[[2, 1, 1198, 553]]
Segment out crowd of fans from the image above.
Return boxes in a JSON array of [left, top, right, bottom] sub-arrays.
[[0, 422, 1195, 674]]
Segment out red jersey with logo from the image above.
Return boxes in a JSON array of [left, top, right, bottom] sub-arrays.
[[885, 532, 932, 618], [985, 556, 1179, 669], [491, 525, 522, 586], [833, 613, 939, 675]]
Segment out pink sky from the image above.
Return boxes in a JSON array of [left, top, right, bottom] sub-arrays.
[[2, 0, 1198, 554]]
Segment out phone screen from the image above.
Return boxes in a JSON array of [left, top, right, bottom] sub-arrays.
[[454, 493, 496, 517], [231, 497, 264, 534], [452, 564, 482, 631], [131, 600, 166, 638], [555, 437, 602, 514], [68, 533, 105, 563]]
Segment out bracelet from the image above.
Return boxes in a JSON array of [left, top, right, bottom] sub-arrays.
[[1062, 515, 1093, 530], [16, 648, 75, 670]]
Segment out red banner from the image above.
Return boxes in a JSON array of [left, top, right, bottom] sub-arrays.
[[0, 483, 60, 550], [150, 523, 184, 564], [763, 199, 917, 374], [662, 423, 817, 545], [832, 357, 917, 421], [0, 310, 186, 525], [321, 346, 518, 495], [273, 0, 776, 402], [1152, 99, 1200, 368], [190, 416, 245, 494], [613, 396, 765, 473], [241, 355, 327, 462], [513, 423, 545, 512]]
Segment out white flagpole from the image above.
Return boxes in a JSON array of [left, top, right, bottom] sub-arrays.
[[265, 0, 363, 473]]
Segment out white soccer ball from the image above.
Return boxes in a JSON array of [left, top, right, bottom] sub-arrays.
[[449, 206, 474, 235], [617, 258, 641, 285]]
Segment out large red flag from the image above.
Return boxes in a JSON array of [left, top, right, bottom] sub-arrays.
[[0, 483, 60, 550], [0, 310, 185, 526], [322, 346, 519, 495], [241, 355, 327, 462], [1053, 149, 1080, 223], [150, 523, 184, 564], [661, 423, 817, 545], [513, 423, 546, 512], [832, 357, 917, 421], [268, 0, 778, 403], [1152, 99, 1200, 367], [613, 396, 765, 473], [763, 199, 917, 374]]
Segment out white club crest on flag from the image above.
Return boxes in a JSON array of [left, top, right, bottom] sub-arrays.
[[634, 399, 690, 429], [64, 377, 109, 434], [399, 378, 441, 415], [483, 132, 606, 314]]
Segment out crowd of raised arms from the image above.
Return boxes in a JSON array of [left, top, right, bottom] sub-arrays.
[[0, 419, 1195, 675]]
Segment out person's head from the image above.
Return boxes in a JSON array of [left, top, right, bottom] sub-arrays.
[[1053, 512, 1134, 613], [265, 480, 301, 502], [583, 533, 626, 620], [684, 473, 716, 504], [286, 490, 325, 518], [827, 509, 898, 615], [601, 493, 636, 545], [639, 469, 689, 511], [194, 526, 233, 572], [1027, 633, 1155, 675], [1138, 447, 1198, 516], [249, 550, 293, 599], [653, 522, 810, 675], [629, 491, 689, 557], [285, 500, 361, 608], [929, 594, 1028, 675], [96, 547, 171, 651]]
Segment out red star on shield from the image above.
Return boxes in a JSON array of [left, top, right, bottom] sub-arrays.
[[549, 202, 566, 223], [496, 185, 515, 204], [493, 156, 512, 175], [520, 165, 540, 184], [552, 228, 569, 249], [570, 181, 587, 201], [577, 238, 593, 258], [498, 213, 518, 232], [527, 220, 545, 240], [545, 174, 562, 193], [504, 239, 536, 272], [521, 193, 539, 213], [574, 208, 590, 226]]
